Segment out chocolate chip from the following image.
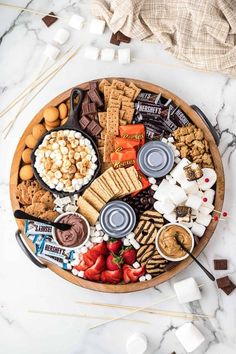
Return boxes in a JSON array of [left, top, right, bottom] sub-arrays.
[[42, 12, 58, 27], [216, 276, 231, 289], [110, 32, 120, 46], [214, 259, 228, 270]]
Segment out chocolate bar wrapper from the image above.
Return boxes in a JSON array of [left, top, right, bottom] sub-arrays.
[[37, 241, 67, 259], [25, 219, 53, 236], [136, 92, 162, 105], [168, 103, 190, 126], [38, 253, 70, 269], [136, 102, 162, 115]]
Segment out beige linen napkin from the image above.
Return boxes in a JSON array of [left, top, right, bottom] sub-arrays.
[[91, 0, 236, 76]]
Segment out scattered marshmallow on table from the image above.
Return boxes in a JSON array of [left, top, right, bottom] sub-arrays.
[[84, 46, 100, 60], [68, 14, 85, 30], [53, 28, 70, 45], [44, 44, 60, 61], [89, 19, 106, 35], [118, 48, 131, 64], [126, 333, 148, 354], [175, 323, 205, 353], [100, 48, 115, 61], [191, 222, 206, 237], [174, 277, 201, 304]]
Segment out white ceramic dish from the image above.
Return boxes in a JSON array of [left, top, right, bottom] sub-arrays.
[[52, 212, 90, 250], [155, 223, 194, 262]]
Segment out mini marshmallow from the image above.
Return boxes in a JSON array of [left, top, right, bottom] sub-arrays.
[[181, 180, 199, 195], [94, 236, 103, 243], [191, 222, 206, 237], [129, 238, 140, 249], [53, 28, 70, 45], [126, 333, 148, 354], [175, 323, 205, 353], [44, 44, 60, 61], [163, 212, 176, 223], [123, 239, 131, 246], [103, 234, 109, 241], [148, 177, 156, 184], [203, 189, 215, 205], [84, 46, 100, 60], [161, 138, 168, 143], [196, 212, 211, 227], [78, 270, 84, 278], [89, 18, 106, 35], [81, 246, 88, 254], [95, 223, 102, 231], [72, 268, 78, 276], [100, 48, 115, 61], [155, 199, 175, 214], [118, 48, 131, 64], [139, 276, 146, 282], [170, 158, 190, 183], [132, 261, 140, 269], [199, 204, 214, 215], [174, 277, 201, 304], [94, 230, 102, 237], [178, 220, 193, 228], [168, 184, 187, 205], [151, 184, 158, 191], [68, 14, 85, 30], [197, 168, 217, 190], [185, 194, 202, 210], [174, 157, 181, 164], [65, 204, 78, 213], [145, 274, 152, 280], [127, 232, 135, 239], [168, 136, 174, 143]]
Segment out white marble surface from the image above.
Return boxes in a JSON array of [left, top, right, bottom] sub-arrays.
[[0, 1, 236, 354]]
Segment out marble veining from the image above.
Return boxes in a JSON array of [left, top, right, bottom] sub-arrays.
[[0, 1, 236, 354]]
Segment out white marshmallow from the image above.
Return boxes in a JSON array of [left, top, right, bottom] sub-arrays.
[[84, 46, 100, 60], [145, 274, 152, 280], [100, 48, 115, 61], [95, 223, 103, 231], [181, 180, 199, 194], [191, 222, 206, 237], [153, 180, 171, 201], [89, 18, 106, 34], [197, 168, 217, 190], [78, 270, 84, 278], [103, 234, 109, 241], [174, 277, 201, 304], [153, 201, 165, 214], [175, 323, 205, 353], [118, 48, 131, 64], [168, 184, 187, 205], [44, 44, 60, 61], [155, 199, 175, 214], [151, 184, 158, 191], [168, 136, 174, 143], [139, 276, 146, 282], [65, 204, 77, 213], [163, 212, 176, 223], [161, 138, 168, 143], [68, 14, 85, 30], [72, 268, 78, 276], [185, 194, 202, 210], [132, 261, 140, 269], [203, 189, 215, 205], [127, 232, 135, 239], [199, 204, 214, 215], [170, 158, 190, 183], [126, 333, 148, 354], [148, 177, 156, 184], [123, 239, 131, 246], [129, 238, 140, 250], [196, 212, 211, 227], [53, 28, 70, 45]]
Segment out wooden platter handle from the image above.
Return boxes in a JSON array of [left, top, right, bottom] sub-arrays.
[[15, 230, 47, 269], [64, 87, 84, 129], [191, 105, 220, 146]]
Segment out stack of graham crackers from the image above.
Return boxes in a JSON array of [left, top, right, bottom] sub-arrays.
[[77, 166, 142, 225], [97, 79, 141, 168]]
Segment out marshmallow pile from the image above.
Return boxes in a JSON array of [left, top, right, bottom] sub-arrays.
[[34, 130, 97, 192], [150, 156, 217, 237], [54, 195, 78, 214], [84, 46, 131, 64]]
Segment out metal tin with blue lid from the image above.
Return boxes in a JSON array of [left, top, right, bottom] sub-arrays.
[[137, 141, 174, 178], [99, 201, 136, 238]]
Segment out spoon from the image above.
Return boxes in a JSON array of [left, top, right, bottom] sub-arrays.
[[14, 209, 71, 231], [175, 237, 215, 281]]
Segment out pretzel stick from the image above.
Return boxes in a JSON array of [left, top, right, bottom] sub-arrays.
[[0, 2, 66, 20], [28, 310, 149, 324], [89, 283, 205, 330], [0, 45, 74, 118], [76, 300, 213, 320]]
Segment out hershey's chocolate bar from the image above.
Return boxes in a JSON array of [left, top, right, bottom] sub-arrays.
[[25, 220, 52, 236], [136, 92, 162, 105], [136, 102, 162, 115]]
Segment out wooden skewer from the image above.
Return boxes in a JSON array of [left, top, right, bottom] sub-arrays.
[[0, 2, 66, 20], [88, 284, 205, 330], [76, 300, 213, 320], [28, 310, 149, 324], [0, 46, 74, 118]]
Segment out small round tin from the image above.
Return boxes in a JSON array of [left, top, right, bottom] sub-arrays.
[[99, 201, 136, 238], [137, 141, 174, 178]]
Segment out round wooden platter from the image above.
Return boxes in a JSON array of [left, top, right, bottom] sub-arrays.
[[10, 78, 225, 293]]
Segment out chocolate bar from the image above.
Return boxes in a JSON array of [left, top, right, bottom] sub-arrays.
[[216, 276, 231, 289], [82, 102, 97, 116], [39, 241, 67, 259], [25, 220, 52, 236], [42, 12, 58, 27], [136, 92, 162, 105], [116, 31, 131, 43], [86, 120, 103, 136], [88, 89, 103, 107], [79, 115, 91, 129], [89, 81, 98, 90], [214, 259, 228, 270], [221, 281, 235, 295], [136, 102, 162, 115], [110, 32, 120, 46]]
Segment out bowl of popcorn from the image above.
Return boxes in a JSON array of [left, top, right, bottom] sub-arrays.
[[32, 128, 100, 195]]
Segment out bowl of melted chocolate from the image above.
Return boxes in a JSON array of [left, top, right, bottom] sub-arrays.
[[53, 212, 90, 250]]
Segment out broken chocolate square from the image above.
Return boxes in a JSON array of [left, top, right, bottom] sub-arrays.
[[216, 276, 231, 289], [87, 89, 103, 107], [82, 102, 97, 116], [221, 280, 235, 295], [110, 32, 120, 46], [117, 31, 131, 43], [79, 116, 91, 130], [42, 12, 58, 27], [89, 81, 98, 90], [86, 120, 103, 137], [214, 259, 228, 270]]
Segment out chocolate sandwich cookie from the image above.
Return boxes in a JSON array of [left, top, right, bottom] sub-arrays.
[[137, 244, 155, 265], [134, 220, 157, 245], [140, 210, 164, 230], [146, 252, 168, 276]]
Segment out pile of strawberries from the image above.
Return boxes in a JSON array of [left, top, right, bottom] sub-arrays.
[[74, 239, 145, 284]]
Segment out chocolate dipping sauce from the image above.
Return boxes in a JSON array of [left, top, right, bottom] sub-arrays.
[[55, 214, 88, 248]]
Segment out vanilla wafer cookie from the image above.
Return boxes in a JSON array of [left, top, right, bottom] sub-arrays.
[[140, 210, 164, 230], [134, 220, 157, 245]]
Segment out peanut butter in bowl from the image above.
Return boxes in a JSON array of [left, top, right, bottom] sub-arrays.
[[156, 223, 194, 261]]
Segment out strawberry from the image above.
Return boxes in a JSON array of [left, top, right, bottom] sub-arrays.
[[121, 247, 136, 265], [107, 238, 122, 254], [123, 264, 145, 283], [84, 255, 106, 281], [106, 254, 124, 270], [101, 269, 123, 284], [92, 241, 109, 256], [74, 259, 89, 271], [84, 268, 100, 281], [83, 250, 98, 267]]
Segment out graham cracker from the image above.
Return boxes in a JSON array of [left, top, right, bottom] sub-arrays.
[[118, 95, 132, 103], [97, 175, 113, 195], [90, 180, 112, 202], [113, 169, 129, 196], [119, 167, 136, 193], [123, 107, 135, 123], [121, 101, 134, 108], [111, 79, 126, 90], [110, 89, 124, 100], [98, 112, 107, 128], [119, 110, 125, 119], [106, 107, 119, 135], [77, 197, 99, 225], [99, 79, 111, 93], [104, 85, 112, 108], [119, 119, 127, 125], [102, 167, 120, 195], [116, 168, 130, 191], [124, 86, 135, 100], [129, 82, 141, 99], [108, 98, 121, 109], [97, 139, 104, 147], [104, 134, 115, 162], [83, 189, 105, 211], [126, 166, 142, 191], [101, 161, 112, 173]]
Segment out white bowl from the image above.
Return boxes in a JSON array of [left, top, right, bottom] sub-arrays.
[[155, 223, 194, 262], [52, 212, 90, 250]]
